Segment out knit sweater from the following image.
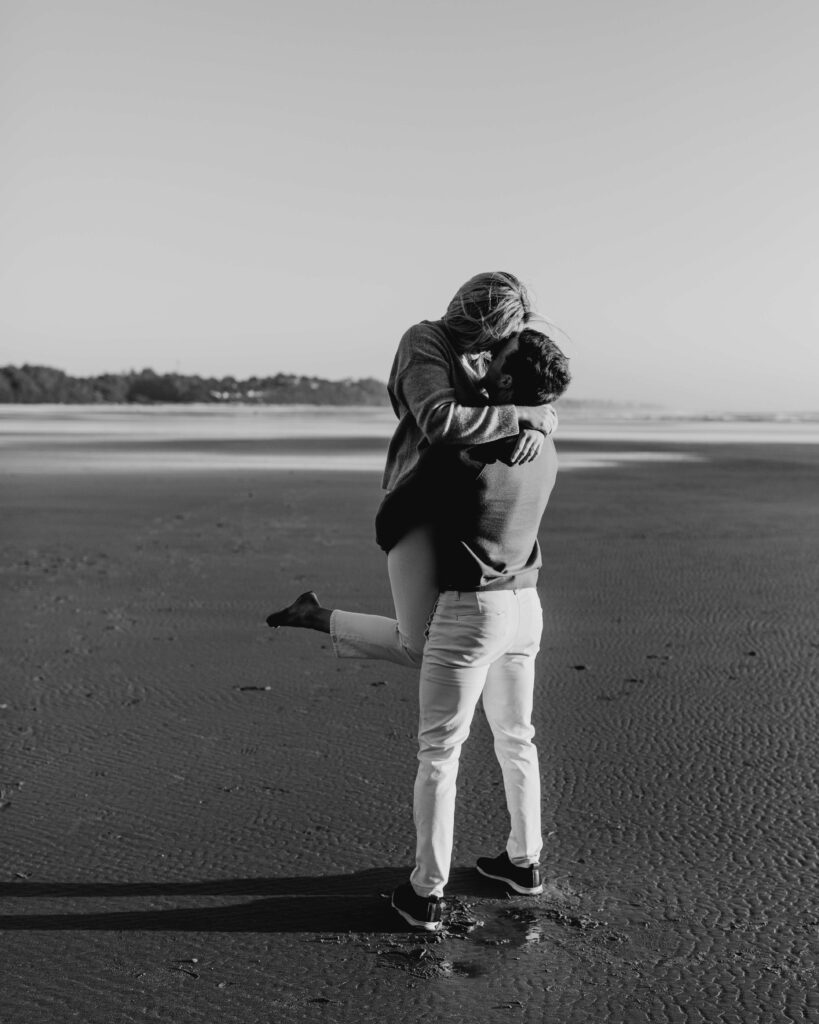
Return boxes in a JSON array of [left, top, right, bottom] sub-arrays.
[[376, 437, 559, 591], [382, 320, 520, 492]]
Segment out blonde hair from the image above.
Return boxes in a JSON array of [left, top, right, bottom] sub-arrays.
[[443, 271, 532, 352]]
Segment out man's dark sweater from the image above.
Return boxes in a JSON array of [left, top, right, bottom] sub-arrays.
[[375, 437, 558, 592]]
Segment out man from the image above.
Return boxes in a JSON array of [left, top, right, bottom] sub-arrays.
[[267, 329, 570, 933], [386, 329, 571, 931]]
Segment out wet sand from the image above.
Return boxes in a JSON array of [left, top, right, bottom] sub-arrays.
[[2, 440, 819, 1023]]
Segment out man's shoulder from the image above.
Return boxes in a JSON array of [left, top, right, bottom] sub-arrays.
[[467, 438, 559, 501], [469, 436, 558, 470]]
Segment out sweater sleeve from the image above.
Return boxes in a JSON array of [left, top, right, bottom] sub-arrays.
[[393, 328, 519, 446]]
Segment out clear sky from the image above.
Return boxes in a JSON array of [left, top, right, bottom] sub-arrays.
[[1, 0, 817, 412]]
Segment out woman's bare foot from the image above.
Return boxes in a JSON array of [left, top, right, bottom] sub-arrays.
[[266, 591, 330, 632]]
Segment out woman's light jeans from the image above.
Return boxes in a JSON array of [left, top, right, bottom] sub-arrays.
[[330, 525, 438, 667], [411, 587, 543, 898]]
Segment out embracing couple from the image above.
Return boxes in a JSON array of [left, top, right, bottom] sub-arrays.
[[268, 271, 571, 931]]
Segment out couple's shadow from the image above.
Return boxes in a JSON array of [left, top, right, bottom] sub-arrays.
[[0, 866, 495, 933]]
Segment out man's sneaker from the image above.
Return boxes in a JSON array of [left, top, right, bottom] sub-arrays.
[[476, 851, 543, 895], [391, 882, 443, 931]]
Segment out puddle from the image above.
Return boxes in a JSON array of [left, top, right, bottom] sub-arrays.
[[477, 905, 546, 950], [474, 895, 616, 952], [374, 887, 621, 981], [377, 943, 482, 980]]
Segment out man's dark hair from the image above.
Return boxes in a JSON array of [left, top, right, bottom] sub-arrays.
[[503, 328, 571, 405]]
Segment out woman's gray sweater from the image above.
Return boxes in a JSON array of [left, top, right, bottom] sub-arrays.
[[382, 320, 520, 492]]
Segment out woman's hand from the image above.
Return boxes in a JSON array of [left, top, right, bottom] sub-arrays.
[[510, 428, 545, 465], [516, 404, 558, 436]]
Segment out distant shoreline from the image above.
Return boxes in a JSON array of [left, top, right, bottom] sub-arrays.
[[2, 406, 819, 477], [1, 400, 818, 423], [0, 364, 391, 406]]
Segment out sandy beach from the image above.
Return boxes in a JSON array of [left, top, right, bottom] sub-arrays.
[[2, 426, 819, 1023]]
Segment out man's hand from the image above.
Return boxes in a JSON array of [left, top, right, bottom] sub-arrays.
[[516, 404, 558, 436], [510, 428, 545, 465]]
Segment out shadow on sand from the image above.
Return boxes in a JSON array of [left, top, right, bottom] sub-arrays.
[[0, 866, 500, 933]]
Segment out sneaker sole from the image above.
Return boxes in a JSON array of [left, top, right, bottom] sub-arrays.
[[391, 896, 442, 932], [476, 864, 543, 895]]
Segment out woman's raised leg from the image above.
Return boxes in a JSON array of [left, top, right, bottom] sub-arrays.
[[266, 524, 438, 668]]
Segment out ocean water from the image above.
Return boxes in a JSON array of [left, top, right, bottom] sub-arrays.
[[1, 405, 817, 474]]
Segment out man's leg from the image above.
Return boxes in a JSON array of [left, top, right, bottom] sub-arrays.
[[480, 588, 544, 874], [410, 590, 513, 898]]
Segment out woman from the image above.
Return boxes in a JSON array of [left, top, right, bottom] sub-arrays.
[[267, 271, 557, 665]]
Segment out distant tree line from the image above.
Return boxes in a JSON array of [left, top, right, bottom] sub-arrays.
[[0, 365, 390, 406]]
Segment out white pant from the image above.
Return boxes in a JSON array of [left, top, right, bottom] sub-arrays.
[[411, 588, 543, 898], [330, 525, 438, 667]]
